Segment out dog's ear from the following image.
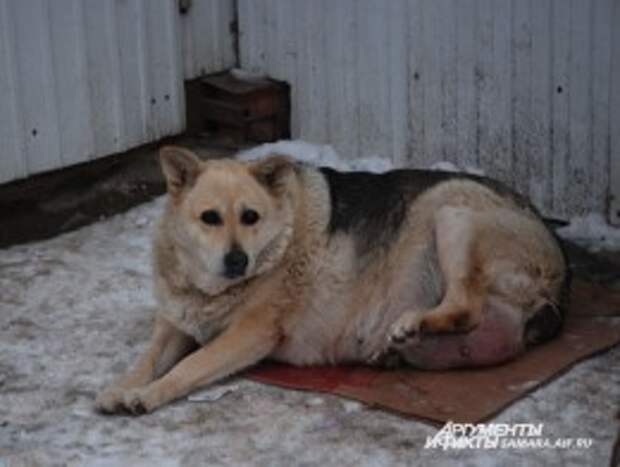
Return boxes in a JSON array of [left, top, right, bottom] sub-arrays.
[[250, 154, 295, 195], [159, 146, 201, 197]]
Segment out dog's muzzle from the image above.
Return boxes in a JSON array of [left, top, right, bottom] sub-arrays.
[[223, 248, 248, 279]]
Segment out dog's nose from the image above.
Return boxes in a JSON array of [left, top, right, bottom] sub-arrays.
[[223, 249, 248, 278]]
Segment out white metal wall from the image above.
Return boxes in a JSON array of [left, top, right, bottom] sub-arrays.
[[611, 8, 620, 226], [181, 0, 236, 79], [0, 0, 236, 185], [239, 0, 620, 221]]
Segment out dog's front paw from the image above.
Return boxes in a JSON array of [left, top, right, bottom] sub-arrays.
[[121, 387, 154, 415], [95, 385, 128, 415], [95, 385, 157, 416]]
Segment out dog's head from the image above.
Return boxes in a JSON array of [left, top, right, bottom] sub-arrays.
[[159, 146, 296, 293]]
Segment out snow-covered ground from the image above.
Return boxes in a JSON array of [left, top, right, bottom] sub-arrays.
[[1, 141, 618, 466]]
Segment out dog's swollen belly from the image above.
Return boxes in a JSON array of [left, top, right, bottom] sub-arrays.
[[271, 298, 526, 369], [395, 299, 525, 369]]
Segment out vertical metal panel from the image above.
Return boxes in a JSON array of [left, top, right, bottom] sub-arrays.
[[408, 0, 425, 166], [144, 0, 184, 141], [49, 0, 94, 167], [551, 0, 571, 216], [238, 0, 267, 74], [180, 0, 236, 79], [591, 0, 613, 221], [610, 0, 620, 226], [9, 0, 63, 175], [529, 0, 553, 211], [325, 0, 359, 159], [0, 0, 26, 181], [420, 0, 444, 165], [115, 0, 148, 150], [567, 0, 592, 216], [387, 0, 409, 165], [437, 0, 457, 165], [238, 0, 619, 220], [83, 0, 123, 157], [478, 0, 514, 184], [271, 0, 302, 136], [0, 0, 186, 184], [356, 0, 390, 158], [297, 0, 328, 144], [455, 0, 478, 169], [511, 0, 531, 196]]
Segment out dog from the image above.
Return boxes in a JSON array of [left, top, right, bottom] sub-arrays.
[[95, 145, 569, 414]]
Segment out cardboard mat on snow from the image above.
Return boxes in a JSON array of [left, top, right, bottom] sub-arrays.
[[246, 280, 620, 424]]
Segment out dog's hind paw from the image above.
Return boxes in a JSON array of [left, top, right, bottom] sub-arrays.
[[388, 311, 424, 348]]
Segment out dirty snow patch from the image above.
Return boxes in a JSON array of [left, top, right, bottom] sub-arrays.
[[238, 140, 393, 173], [428, 160, 485, 176], [187, 382, 241, 402], [558, 213, 620, 251]]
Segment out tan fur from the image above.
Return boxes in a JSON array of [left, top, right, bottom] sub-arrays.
[[95, 146, 566, 414]]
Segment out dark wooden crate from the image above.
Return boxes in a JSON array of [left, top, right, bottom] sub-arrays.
[[199, 71, 290, 143]]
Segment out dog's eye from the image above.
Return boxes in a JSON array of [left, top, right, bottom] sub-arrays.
[[241, 209, 260, 226], [200, 209, 222, 226]]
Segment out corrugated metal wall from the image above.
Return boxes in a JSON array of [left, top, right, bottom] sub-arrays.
[[1, 0, 617, 222], [0, 0, 236, 185], [238, 0, 619, 220], [181, 0, 236, 79], [611, 8, 620, 226]]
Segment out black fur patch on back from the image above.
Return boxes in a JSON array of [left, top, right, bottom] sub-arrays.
[[319, 168, 410, 255], [319, 167, 537, 257]]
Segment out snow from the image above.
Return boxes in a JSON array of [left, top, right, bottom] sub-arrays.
[[240, 141, 486, 176], [428, 160, 486, 176], [239, 140, 393, 173], [341, 401, 364, 413], [1, 140, 618, 466], [558, 212, 620, 251], [306, 397, 325, 406], [187, 382, 240, 402]]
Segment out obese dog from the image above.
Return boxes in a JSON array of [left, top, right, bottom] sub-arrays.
[[95, 146, 569, 414]]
